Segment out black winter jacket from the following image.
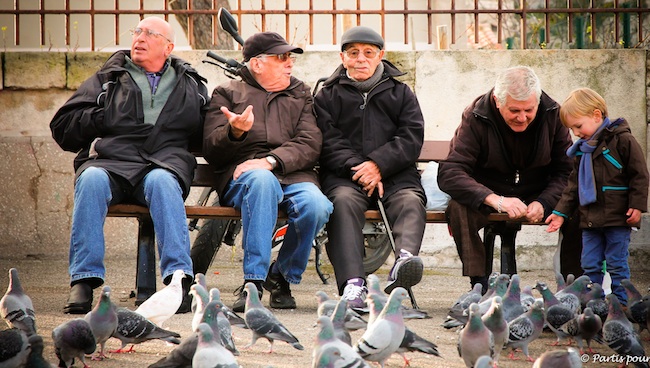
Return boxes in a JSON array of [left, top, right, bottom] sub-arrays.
[[50, 51, 209, 197], [314, 60, 425, 197]]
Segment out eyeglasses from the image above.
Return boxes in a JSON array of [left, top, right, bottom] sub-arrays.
[[344, 48, 380, 59], [130, 27, 172, 43], [256, 52, 297, 63]]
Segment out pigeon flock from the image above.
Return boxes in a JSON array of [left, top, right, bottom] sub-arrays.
[[1, 265, 650, 367]]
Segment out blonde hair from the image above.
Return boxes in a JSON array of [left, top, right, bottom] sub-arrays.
[[560, 87, 608, 127]]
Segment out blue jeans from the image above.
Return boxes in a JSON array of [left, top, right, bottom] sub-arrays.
[[581, 226, 631, 304], [221, 169, 333, 284], [69, 167, 193, 285]]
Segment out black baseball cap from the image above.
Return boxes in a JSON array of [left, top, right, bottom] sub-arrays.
[[242, 32, 304, 61]]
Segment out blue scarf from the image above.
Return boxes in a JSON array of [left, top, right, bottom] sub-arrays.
[[566, 117, 613, 206]]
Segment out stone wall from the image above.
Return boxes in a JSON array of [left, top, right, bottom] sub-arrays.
[[1, 50, 648, 270]]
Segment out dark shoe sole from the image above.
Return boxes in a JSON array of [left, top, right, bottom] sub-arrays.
[[269, 296, 296, 309], [384, 257, 424, 294]]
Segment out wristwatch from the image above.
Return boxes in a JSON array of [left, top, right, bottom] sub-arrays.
[[265, 156, 277, 170]]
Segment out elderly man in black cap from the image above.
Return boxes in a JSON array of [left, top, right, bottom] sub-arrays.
[[314, 26, 427, 309], [203, 32, 333, 312]]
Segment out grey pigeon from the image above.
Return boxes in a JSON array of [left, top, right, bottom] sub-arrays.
[[135, 269, 185, 327], [191, 272, 208, 313], [312, 345, 344, 368], [474, 355, 494, 368], [555, 275, 590, 314], [0, 328, 30, 368], [602, 294, 649, 368], [312, 316, 370, 368], [535, 281, 577, 345], [532, 347, 582, 368], [505, 300, 545, 362], [555, 271, 567, 293], [366, 292, 440, 366], [243, 282, 304, 352], [0, 268, 36, 336], [479, 273, 510, 303], [111, 306, 181, 353], [481, 296, 507, 365], [316, 290, 367, 331], [366, 274, 429, 319], [501, 274, 526, 322], [448, 283, 483, 316], [84, 285, 118, 360], [190, 283, 209, 332], [331, 298, 352, 345], [25, 334, 55, 368], [585, 283, 608, 322], [354, 287, 408, 368], [192, 322, 239, 368], [445, 274, 511, 329], [52, 318, 96, 368], [557, 307, 603, 354], [621, 279, 648, 335], [521, 285, 536, 311], [457, 303, 494, 368], [206, 300, 239, 356], [209, 288, 247, 329]]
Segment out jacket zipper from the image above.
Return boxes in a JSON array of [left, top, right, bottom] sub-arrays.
[[358, 77, 390, 110]]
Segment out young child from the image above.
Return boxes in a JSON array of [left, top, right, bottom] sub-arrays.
[[545, 87, 649, 305]]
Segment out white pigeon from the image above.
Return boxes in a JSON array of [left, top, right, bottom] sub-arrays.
[[1, 268, 36, 336], [190, 283, 209, 332], [313, 315, 370, 368], [84, 285, 118, 360], [354, 287, 408, 368], [192, 322, 239, 368], [135, 269, 185, 327]]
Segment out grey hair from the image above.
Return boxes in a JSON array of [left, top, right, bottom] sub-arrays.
[[493, 66, 541, 106]]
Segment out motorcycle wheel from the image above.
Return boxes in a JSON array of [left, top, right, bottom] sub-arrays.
[[363, 233, 392, 275]]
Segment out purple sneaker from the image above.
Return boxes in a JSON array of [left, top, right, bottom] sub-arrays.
[[384, 250, 424, 294], [341, 278, 367, 310]]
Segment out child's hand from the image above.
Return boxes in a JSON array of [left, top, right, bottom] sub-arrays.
[[626, 208, 642, 225], [545, 213, 564, 233]]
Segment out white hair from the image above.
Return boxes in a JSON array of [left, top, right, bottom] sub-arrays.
[[493, 66, 541, 105]]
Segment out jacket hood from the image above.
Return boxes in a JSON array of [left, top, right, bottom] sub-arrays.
[[237, 65, 303, 93], [322, 59, 406, 87], [472, 88, 559, 127]]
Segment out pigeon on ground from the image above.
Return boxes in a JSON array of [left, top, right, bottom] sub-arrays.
[[521, 285, 536, 311], [479, 273, 510, 303], [535, 281, 577, 345], [191, 272, 208, 313], [316, 290, 367, 331], [313, 316, 370, 368], [458, 303, 494, 368], [481, 296, 507, 365], [206, 300, 239, 355], [505, 300, 545, 362], [557, 307, 603, 354], [532, 347, 582, 368], [209, 288, 247, 329], [442, 283, 484, 330], [190, 283, 209, 332], [0, 268, 36, 336], [111, 306, 181, 353], [243, 282, 304, 352], [84, 285, 117, 361], [331, 298, 352, 345], [502, 274, 526, 322], [474, 355, 495, 368], [621, 279, 648, 335], [602, 294, 649, 368], [135, 269, 186, 327], [354, 287, 408, 368], [584, 283, 608, 322], [192, 322, 239, 368], [52, 318, 96, 368], [312, 344, 344, 368], [25, 334, 55, 368], [555, 271, 567, 293], [446, 274, 511, 330], [555, 275, 590, 314], [366, 274, 429, 320], [0, 328, 30, 368]]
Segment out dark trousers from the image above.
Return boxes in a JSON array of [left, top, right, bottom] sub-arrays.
[[446, 199, 582, 278], [325, 186, 426, 293]]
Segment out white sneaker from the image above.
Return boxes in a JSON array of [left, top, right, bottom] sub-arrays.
[[341, 280, 367, 310]]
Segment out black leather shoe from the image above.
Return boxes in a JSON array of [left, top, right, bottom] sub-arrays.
[[232, 282, 263, 313], [263, 264, 296, 309], [63, 283, 92, 314], [176, 276, 193, 314]]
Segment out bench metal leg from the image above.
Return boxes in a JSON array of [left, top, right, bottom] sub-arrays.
[[135, 217, 157, 306], [483, 222, 521, 276]]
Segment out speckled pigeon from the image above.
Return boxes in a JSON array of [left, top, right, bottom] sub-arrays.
[[0, 268, 36, 336], [111, 306, 181, 353], [555, 275, 590, 314], [445, 274, 511, 330], [557, 306, 603, 354], [243, 282, 304, 352], [84, 285, 118, 360], [205, 300, 239, 356], [354, 287, 408, 367], [316, 290, 367, 331], [313, 316, 370, 368], [532, 347, 582, 368], [602, 294, 649, 368], [481, 296, 507, 365], [135, 269, 185, 327], [505, 300, 545, 362], [521, 285, 536, 311], [209, 288, 247, 329], [192, 322, 239, 368], [52, 318, 96, 368], [366, 274, 429, 320], [584, 283, 608, 322], [535, 281, 577, 345], [458, 303, 494, 368], [0, 328, 30, 368]]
